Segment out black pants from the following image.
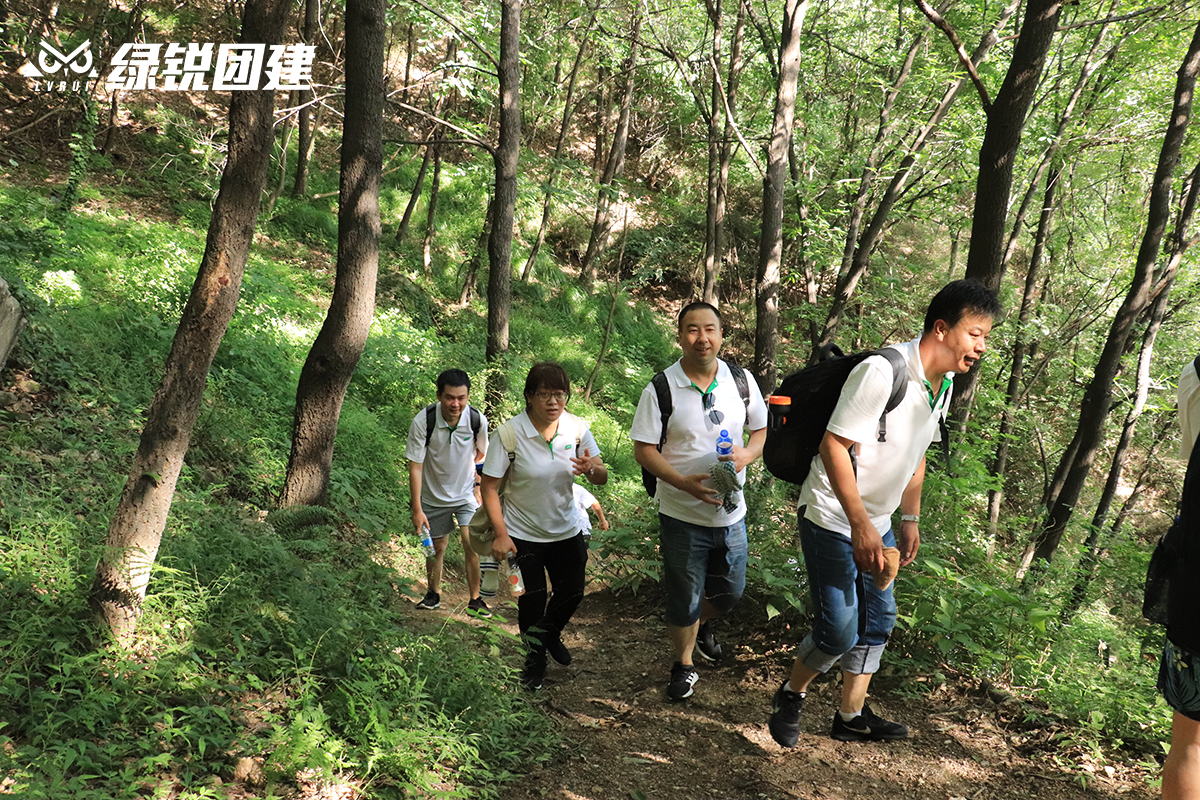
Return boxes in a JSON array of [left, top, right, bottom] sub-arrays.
[[513, 533, 588, 647]]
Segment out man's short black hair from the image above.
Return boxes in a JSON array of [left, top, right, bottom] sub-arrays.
[[924, 279, 1002, 333], [678, 300, 722, 330], [436, 369, 471, 395]]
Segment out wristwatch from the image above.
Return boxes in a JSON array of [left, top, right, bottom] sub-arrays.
[[901, 514, 920, 524]]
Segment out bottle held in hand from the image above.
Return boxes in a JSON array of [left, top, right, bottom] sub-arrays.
[[506, 553, 526, 596], [716, 429, 734, 456], [419, 524, 435, 559]]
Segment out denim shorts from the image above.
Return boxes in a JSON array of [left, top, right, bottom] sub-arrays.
[[658, 514, 747, 627], [796, 514, 897, 675], [1159, 639, 1200, 721], [425, 502, 476, 538]]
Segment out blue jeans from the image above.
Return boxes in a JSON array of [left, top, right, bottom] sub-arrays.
[[659, 514, 747, 627], [796, 514, 897, 675]]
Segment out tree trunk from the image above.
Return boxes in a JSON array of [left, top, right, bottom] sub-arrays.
[[485, 0, 521, 415], [89, 0, 291, 643], [291, 0, 319, 198], [950, 0, 1064, 425], [986, 167, 1058, 553], [461, 196, 494, 306], [263, 109, 294, 217], [579, 4, 641, 288], [815, 0, 1021, 352], [422, 141, 442, 277], [712, 0, 746, 299], [523, 6, 596, 280], [1061, 272, 1174, 622], [750, 0, 808, 395], [700, 0, 725, 305], [1023, 20, 1200, 570], [394, 141, 431, 243], [279, 0, 385, 508]]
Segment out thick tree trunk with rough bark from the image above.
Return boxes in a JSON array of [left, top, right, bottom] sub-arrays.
[[90, 0, 291, 643], [485, 0, 521, 414], [750, 0, 808, 395], [950, 0, 1064, 424], [1022, 20, 1200, 571], [280, 0, 385, 508]]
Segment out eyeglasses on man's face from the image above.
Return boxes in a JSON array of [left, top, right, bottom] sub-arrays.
[[535, 390, 568, 403]]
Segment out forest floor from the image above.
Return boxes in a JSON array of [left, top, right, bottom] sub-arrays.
[[410, 571, 1160, 800]]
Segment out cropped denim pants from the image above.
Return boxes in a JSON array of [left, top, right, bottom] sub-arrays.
[[796, 513, 898, 675], [658, 514, 747, 627]]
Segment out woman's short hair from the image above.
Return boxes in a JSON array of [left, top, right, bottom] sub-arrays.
[[524, 361, 571, 401]]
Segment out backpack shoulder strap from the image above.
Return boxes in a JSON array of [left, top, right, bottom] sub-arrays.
[[497, 419, 517, 461], [469, 406, 482, 438], [651, 371, 673, 453], [423, 403, 438, 448], [874, 348, 909, 444]]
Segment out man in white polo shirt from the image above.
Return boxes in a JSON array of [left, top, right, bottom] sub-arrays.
[[632, 301, 768, 702], [768, 280, 1001, 747], [406, 369, 489, 615]]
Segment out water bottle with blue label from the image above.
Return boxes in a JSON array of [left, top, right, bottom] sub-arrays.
[[716, 429, 734, 457], [419, 524, 436, 559]]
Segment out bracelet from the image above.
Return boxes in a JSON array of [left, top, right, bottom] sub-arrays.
[[587, 464, 595, 476], [901, 514, 920, 524]]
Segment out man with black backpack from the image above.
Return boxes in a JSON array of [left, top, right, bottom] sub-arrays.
[[768, 280, 1000, 747], [1158, 355, 1200, 800], [405, 369, 490, 615], [631, 302, 768, 702]]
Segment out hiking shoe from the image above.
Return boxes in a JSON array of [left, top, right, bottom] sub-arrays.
[[546, 637, 572, 666], [830, 704, 908, 742], [467, 596, 492, 618], [695, 621, 723, 662], [522, 649, 547, 691], [666, 662, 699, 702], [768, 682, 805, 747], [415, 590, 440, 610]]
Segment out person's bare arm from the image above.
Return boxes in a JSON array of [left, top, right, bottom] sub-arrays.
[[633, 441, 720, 505], [818, 430, 884, 574]]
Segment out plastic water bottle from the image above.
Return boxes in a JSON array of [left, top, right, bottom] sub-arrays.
[[716, 429, 734, 457], [506, 553, 526, 596], [419, 524, 435, 559], [479, 556, 499, 599]]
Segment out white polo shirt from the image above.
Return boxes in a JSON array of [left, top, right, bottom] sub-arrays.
[[573, 484, 598, 532], [630, 358, 768, 527], [482, 410, 601, 542], [1181, 358, 1200, 460], [799, 338, 950, 536], [405, 402, 488, 508]]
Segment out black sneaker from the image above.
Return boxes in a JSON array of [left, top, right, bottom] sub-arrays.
[[768, 682, 805, 747], [830, 704, 908, 742], [546, 637, 572, 666], [666, 662, 699, 701], [415, 590, 440, 610], [467, 597, 492, 618], [522, 649, 547, 691], [695, 621, 723, 662]]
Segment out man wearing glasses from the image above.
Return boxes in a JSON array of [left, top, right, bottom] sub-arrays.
[[631, 301, 767, 701]]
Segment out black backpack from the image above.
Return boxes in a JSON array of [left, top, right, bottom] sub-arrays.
[[424, 403, 483, 448], [642, 363, 752, 497], [762, 345, 916, 486]]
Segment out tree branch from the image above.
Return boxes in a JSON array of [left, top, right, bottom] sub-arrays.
[[389, 100, 495, 155], [709, 54, 763, 176], [408, 0, 499, 71], [913, 0, 992, 112]]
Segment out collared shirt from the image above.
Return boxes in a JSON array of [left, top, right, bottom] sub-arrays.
[[799, 338, 950, 536], [482, 410, 601, 542], [405, 402, 488, 508], [1181, 359, 1200, 461], [630, 358, 768, 527]]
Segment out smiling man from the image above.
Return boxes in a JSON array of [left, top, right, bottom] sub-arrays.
[[768, 280, 1001, 747], [632, 301, 768, 702]]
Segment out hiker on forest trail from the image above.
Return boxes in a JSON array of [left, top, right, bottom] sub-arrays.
[[1158, 355, 1200, 800], [631, 301, 768, 702], [481, 361, 608, 691], [768, 280, 1000, 746], [406, 369, 490, 616]]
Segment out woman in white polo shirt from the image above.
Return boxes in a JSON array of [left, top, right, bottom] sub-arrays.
[[481, 362, 608, 690]]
